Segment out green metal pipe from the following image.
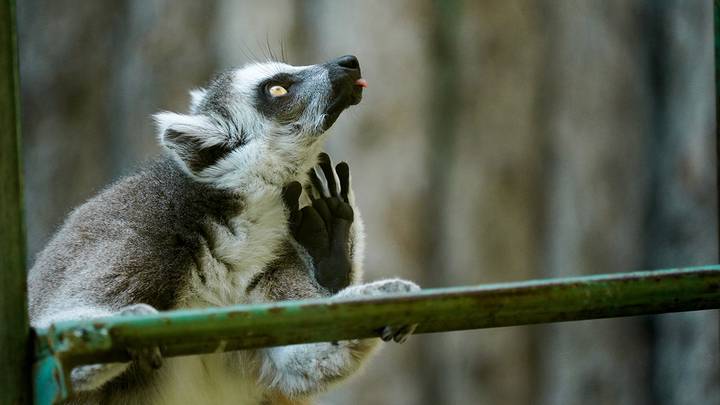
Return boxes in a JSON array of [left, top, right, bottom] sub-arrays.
[[36, 266, 720, 370], [0, 0, 31, 404], [33, 266, 720, 403]]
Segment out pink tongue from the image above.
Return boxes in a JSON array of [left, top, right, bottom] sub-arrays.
[[355, 78, 369, 88]]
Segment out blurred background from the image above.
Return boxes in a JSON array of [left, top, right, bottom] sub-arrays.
[[17, 1, 718, 404]]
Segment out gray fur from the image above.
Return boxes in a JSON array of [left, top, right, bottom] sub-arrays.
[[28, 57, 420, 405], [29, 158, 242, 317]]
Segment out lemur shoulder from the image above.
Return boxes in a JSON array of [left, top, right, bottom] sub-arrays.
[[28, 55, 419, 405]]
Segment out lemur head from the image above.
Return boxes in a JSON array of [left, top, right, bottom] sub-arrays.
[[154, 55, 367, 190]]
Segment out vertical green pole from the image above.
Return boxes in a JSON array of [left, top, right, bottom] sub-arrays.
[[0, 0, 30, 404], [715, 3, 720, 255], [715, 0, 720, 378]]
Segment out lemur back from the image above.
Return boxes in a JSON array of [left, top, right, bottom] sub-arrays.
[[30, 158, 240, 321], [28, 56, 419, 405]]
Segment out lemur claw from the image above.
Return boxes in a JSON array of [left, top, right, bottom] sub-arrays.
[[128, 345, 163, 370], [381, 326, 394, 342], [393, 324, 417, 343], [380, 324, 417, 344], [118, 304, 164, 370]]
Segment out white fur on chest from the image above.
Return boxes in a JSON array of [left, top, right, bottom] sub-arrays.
[[185, 190, 288, 307], [139, 354, 265, 405]]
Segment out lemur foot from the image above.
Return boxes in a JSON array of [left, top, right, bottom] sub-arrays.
[[283, 153, 354, 294], [337, 279, 421, 344], [118, 304, 163, 370], [71, 304, 163, 391]]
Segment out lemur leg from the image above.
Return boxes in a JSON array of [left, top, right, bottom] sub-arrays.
[[69, 304, 162, 391], [270, 154, 420, 397], [261, 338, 376, 397], [260, 278, 420, 397]]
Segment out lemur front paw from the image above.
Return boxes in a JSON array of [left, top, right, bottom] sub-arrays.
[[283, 153, 354, 294], [118, 304, 163, 370], [337, 279, 421, 344], [72, 304, 164, 391]]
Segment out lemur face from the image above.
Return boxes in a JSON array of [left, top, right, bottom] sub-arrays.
[[154, 56, 366, 189]]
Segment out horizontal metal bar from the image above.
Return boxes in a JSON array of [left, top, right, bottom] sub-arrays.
[[35, 266, 720, 371]]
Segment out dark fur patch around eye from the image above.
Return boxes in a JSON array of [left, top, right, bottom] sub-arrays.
[[263, 73, 295, 89], [165, 129, 237, 173], [254, 71, 311, 124]]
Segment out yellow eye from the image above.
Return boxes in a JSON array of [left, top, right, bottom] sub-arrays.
[[268, 85, 288, 97]]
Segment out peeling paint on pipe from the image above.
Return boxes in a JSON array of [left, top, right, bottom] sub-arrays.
[[34, 266, 720, 404]]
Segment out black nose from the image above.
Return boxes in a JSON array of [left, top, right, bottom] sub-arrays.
[[333, 55, 360, 70]]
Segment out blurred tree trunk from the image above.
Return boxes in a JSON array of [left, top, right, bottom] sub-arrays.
[[538, 1, 717, 405], [18, 0, 126, 258], [415, 2, 546, 404], [18, 0, 217, 260], [537, 2, 654, 404], [643, 2, 718, 404]]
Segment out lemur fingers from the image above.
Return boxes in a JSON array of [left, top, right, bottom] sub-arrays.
[[316, 152, 339, 198], [118, 304, 164, 371], [335, 161, 352, 204], [309, 152, 352, 205], [307, 155, 353, 221]]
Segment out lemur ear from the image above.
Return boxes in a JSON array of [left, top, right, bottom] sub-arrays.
[[154, 112, 232, 173], [188, 88, 207, 113]]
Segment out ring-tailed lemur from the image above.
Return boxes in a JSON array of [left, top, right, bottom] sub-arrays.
[[28, 55, 420, 405]]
